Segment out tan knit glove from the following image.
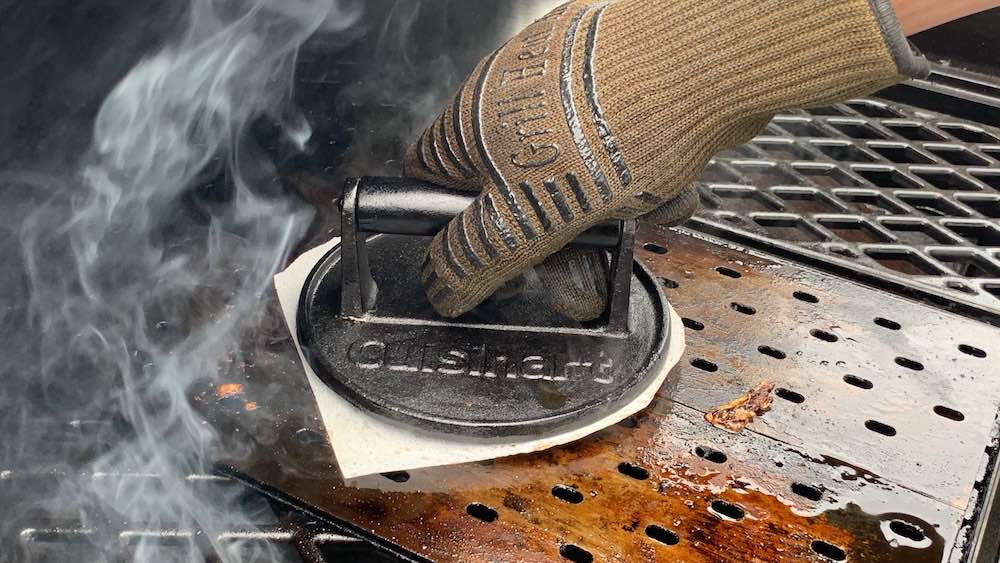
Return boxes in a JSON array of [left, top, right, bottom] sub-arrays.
[[406, 0, 928, 319]]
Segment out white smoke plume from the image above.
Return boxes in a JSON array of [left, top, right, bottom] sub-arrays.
[[4, 0, 565, 560], [13, 0, 359, 560]]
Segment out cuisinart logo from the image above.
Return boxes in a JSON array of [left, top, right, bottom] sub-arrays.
[[347, 339, 615, 384]]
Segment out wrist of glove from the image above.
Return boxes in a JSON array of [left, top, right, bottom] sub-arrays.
[[406, 0, 928, 320]]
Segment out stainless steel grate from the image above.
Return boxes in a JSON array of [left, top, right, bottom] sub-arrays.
[[694, 68, 1000, 317], [222, 226, 1000, 563]]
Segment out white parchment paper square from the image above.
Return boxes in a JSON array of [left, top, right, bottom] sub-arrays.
[[275, 238, 684, 478]]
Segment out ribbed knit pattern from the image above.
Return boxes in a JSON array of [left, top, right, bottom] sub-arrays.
[[406, 0, 921, 318]]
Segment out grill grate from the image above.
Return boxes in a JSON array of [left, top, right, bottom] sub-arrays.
[[2, 470, 380, 562], [694, 70, 1000, 317], [220, 225, 1000, 563]]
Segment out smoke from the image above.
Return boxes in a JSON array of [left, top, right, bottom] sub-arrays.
[[9, 0, 359, 560], [1, 0, 569, 560]]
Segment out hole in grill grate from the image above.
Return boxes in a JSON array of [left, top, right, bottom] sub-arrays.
[[720, 213, 747, 225], [810, 329, 839, 342], [830, 245, 860, 258], [709, 187, 779, 212], [660, 277, 680, 289], [645, 525, 680, 546], [793, 165, 863, 188], [938, 124, 1000, 144], [817, 218, 891, 243], [466, 503, 498, 523], [551, 484, 584, 504], [734, 163, 798, 187], [970, 171, 1000, 191], [830, 121, 888, 139], [959, 344, 987, 358], [947, 280, 978, 295], [559, 544, 593, 563], [642, 242, 668, 254], [866, 420, 898, 436], [691, 358, 718, 372], [774, 188, 844, 213], [618, 462, 650, 480], [942, 222, 1000, 246], [758, 345, 787, 359], [700, 163, 742, 183], [885, 123, 947, 141], [695, 446, 728, 464], [854, 167, 921, 189], [836, 191, 906, 215], [716, 266, 742, 278], [929, 251, 1000, 278], [791, 483, 823, 501], [380, 471, 410, 483], [934, 405, 966, 422], [927, 145, 991, 166], [846, 101, 901, 118], [865, 248, 943, 276], [844, 374, 874, 389], [753, 216, 826, 242], [709, 499, 745, 521], [868, 143, 934, 164], [775, 120, 828, 138], [898, 194, 970, 217], [956, 195, 1000, 218], [793, 291, 819, 303], [730, 302, 756, 315], [881, 218, 956, 245], [813, 142, 876, 162], [682, 318, 704, 331], [945, 280, 979, 295], [874, 317, 901, 330], [808, 106, 848, 116], [985, 284, 1000, 301], [895, 356, 924, 371], [913, 169, 980, 190], [811, 540, 848, 561], [889, 520, 928, 543], [718, 146, 757, 159], [776, 388, 805, 403]]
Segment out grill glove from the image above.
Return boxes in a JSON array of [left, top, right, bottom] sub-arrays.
[[405, 0, 928, 320]]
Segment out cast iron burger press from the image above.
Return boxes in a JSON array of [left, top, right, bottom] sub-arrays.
[[297, 177, 674, 437]]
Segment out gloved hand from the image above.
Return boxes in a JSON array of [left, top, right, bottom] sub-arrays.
[[406, 0, 927, 320]]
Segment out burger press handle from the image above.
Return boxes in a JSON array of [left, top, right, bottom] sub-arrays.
[[339, 176, 637, 334]]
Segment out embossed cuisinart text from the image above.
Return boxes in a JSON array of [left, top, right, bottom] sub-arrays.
[[348, 339, 615, 384]]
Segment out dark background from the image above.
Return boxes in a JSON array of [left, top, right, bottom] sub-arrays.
[[1, 2, 996, 176]]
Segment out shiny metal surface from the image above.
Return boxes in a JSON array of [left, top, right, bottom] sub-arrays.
[[220, 226, 1000, 562]]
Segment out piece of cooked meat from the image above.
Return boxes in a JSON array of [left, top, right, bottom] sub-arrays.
[[704, 380, 776, 433]]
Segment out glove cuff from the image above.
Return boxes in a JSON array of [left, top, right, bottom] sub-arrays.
[[868, 0, 930, 79]]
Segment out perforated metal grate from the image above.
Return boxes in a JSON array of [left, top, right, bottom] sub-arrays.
[[694, 75, 1000, 315], [2, 469, 383, 562], [223, 226, 1000, 563]]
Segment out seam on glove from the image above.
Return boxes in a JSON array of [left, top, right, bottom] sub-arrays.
[[867, 0, 931, 78]]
